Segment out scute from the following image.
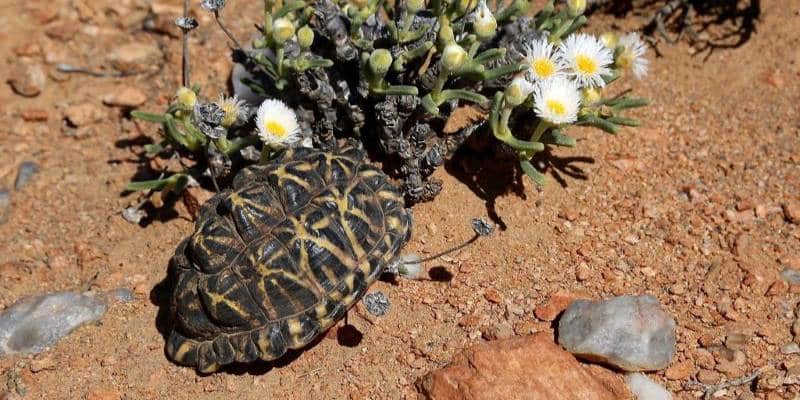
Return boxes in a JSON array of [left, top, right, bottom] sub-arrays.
[[165, 144, 413, 373]]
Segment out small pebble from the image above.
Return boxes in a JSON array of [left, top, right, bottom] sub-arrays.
[[0, 292, 107, 356], [780, 268, 800, 285], [122, 206, 146, 224], [471, 217, 494, 236], [64, 103, 105, 127], [781, 342, 800, 355], [625, 373, 672, 400], [0, 189, 10, 224], [103, 288, 135, 303], [558, 295, 676, 371], [14, 161, 40, 190], [363, 291, 390, 317], [7, 63, 46, 97], [107, 42, 162, 74], [102, 86, 147, 107]]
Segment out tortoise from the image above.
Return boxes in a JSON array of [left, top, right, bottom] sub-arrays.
[[164, 144, 413, 373]]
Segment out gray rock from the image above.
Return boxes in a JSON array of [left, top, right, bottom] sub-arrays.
[[363, 291, 390, 317], [0, 292, 107, 356], [122, 206, 146, 224], [0, 189, 9, 224], [557, 295, 676, 371], [625, 373, 672, 400], [14, 161, 40, 190], [780, 268, 800, 285]]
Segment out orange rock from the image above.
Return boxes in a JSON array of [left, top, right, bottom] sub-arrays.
[[416, 333, 631, 400], [534, 290, 590, 321]]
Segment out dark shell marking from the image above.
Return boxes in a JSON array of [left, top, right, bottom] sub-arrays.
[[165, 146, 412, 373]]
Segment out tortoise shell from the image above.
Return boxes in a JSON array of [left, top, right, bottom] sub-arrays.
[[165, 145, 412, 373]]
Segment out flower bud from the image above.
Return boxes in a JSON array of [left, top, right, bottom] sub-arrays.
[[599, 32, 618, 49], [369, 49, 393, 77], [272, 17, 295, 44], [439, 25, 455, 45], [566, 0, 586, 16], [297, 25, 314, 49], [504, 77, 535, 107], [581, 87, 602, 106], [473, 0, 497, 40], [441, 43, 467, 71], [176, 86, 197, 110]]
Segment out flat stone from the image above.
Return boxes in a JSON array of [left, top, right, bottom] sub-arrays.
[[780, 268, 800, 285], [103, 86, 147, 107], [417, 333, 630, 400], [0, 189, 9, 224], [107, 42, 162, 74], [557, 295, 676, 371], [64, 103, 105, 127], [784, 202, 800, 224], [7, 63, 46, 97], [481, 322, 514, 341], [14, 161, 40, 190], [0, 292, 106, 356]]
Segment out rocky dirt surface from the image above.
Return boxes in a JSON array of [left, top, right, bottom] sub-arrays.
[[0, 0, 798, 399]]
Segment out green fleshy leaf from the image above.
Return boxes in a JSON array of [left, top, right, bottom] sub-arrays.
[[609, 97, 650, 110], [125, 178, 172, 191], [273, 0, 306, 19], [542, 130, 576, 147], [439, 89, 489, 105], [162, 115, 191, 149], [520, 160, 546, 185], [421, 95, 440, 116], [374, 85, 419, 96], [131, 111, 167, 123], [482, 62, 527, 81], [607, 116, 641, 126], [578, 115, 619, 134], [143, 143, 165, 156], [473, 48, 506, 64]]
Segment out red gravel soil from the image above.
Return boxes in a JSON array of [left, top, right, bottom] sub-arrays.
[[0, 0, 798, 399]]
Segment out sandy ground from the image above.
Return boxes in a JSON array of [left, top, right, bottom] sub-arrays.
[[0, 0, 798, 399]]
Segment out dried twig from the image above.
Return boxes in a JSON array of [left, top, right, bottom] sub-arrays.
[[213, 10, 242, 49], [685, 368, 763, 400]]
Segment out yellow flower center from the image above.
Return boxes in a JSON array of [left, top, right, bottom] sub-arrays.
[[220, 103, 238, 127], [265, 120, 288, 137], [617, 50, 634, 70], [532, 58, 556, 78], [546, 99, 566, 116], [575, 54, 598, 75]]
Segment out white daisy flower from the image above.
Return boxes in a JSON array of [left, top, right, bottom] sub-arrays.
[[216, 94, 248, 128], [558, 33, 614, 88], [533, 76, 581, 125], [523, 37, 561, 81], [617, 32, 649, 79], [255, 99, 300, 145]]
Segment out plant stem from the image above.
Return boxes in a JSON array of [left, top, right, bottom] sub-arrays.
[[530, 119, 550, 142]]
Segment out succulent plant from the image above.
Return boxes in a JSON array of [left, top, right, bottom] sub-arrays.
[[126, 0, 650, 211]]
